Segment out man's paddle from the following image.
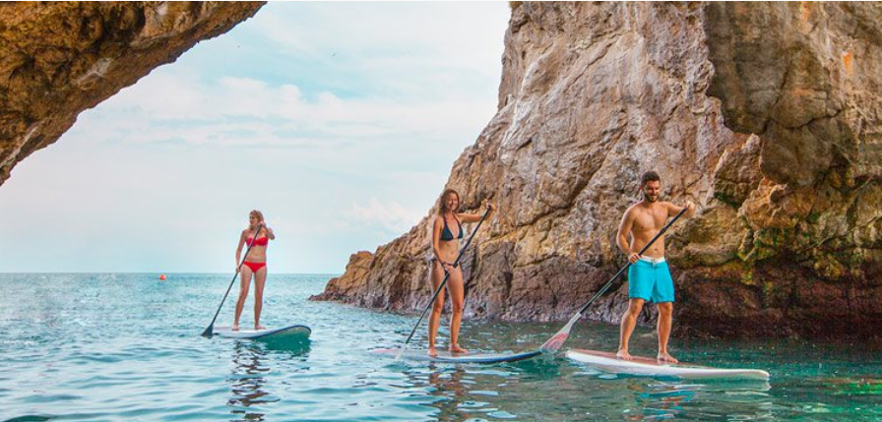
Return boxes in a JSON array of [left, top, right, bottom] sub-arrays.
[[201, 224, 265, 338], [538, 207, 688, 354], [395, 206, 493, 359]]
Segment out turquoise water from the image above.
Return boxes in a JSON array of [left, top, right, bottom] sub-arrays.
[[1, 274, 880, 421]]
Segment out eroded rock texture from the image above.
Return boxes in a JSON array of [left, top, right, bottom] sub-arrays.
[[315, 2, 882, 339], [0, 1, 264, 185]]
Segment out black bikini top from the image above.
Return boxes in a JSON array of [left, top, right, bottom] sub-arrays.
[[440, 215, 463, 241]]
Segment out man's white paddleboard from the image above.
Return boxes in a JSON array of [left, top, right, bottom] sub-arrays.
[[567, 349, 769, 381], [375, 348, 541, 364], [213, 324, 311, 340]]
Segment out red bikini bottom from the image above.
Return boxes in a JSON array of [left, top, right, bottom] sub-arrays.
[[243, 261, 266, 272]]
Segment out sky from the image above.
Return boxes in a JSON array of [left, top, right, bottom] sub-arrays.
[[0, 2, 511, 274]]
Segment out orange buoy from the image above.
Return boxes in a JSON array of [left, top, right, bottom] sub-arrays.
[[159, 274, 167, 281]]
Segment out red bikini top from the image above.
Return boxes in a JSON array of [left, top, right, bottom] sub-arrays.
[[247, 236, 269, 247]]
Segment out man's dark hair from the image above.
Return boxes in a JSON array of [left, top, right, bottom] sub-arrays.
[[641, 171, 660, 186]]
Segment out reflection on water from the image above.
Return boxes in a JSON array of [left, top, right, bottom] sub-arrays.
[[407, 365, 517, 421], [427, 367, 469, 421], [627, 381, 696, 420], [228, 342, 274, 422], [613, 375, 775, 421], [395, 356, 780, 421], [227, 341, 311, 422], [624, 381, 773, 421]]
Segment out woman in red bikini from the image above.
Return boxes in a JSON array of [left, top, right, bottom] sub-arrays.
[[233, 210, 275, 331]]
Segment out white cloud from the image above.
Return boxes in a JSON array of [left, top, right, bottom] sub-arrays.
[[90, 71, 496, 151], [254, 2, 508, 79], [346, 198, 426, 234], [76, 2, 512, 154]]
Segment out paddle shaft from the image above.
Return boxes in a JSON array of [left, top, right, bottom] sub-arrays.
[[576, 207, 688, 316], [400, 206, 493, 347], [201, 225, 265, 338]]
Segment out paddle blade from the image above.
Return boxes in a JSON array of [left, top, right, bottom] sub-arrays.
[[201, 324, 214, 339], [540, 313, 581, 354]]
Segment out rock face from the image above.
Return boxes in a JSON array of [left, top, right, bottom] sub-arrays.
[[315, 2, 882, 339], [0, 1, 264, 186]]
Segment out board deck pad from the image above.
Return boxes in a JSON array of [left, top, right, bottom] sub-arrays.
[[375, 348, 541, 364], [567, 349, 770, 380], [213, 324, 311, 340]]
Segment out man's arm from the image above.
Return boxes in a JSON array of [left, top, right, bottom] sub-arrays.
[[616, 207, 640, 263]]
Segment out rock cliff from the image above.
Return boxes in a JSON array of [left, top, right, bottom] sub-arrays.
[[0, 1, 264, 185], [315, 2, 882, 339]]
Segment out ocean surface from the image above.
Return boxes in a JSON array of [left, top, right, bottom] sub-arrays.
[[1, 273, 880, 421]]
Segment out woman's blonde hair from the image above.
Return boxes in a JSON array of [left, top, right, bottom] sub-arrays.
[[249, 209, 265, 228]]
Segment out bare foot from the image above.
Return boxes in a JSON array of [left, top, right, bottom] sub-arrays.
[[616, 349, 633, 360], [255, 324, 266, 331], [657, 352, 679, 363], [231, 324, 240, 332], [449, 345, 468, 354], [428, 347, 438, 357]]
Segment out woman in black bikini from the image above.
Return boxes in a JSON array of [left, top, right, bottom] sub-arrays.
[[428, 189, 496, 356]]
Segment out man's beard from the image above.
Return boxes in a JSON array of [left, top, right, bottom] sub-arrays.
[[643, 192, 659, 202]]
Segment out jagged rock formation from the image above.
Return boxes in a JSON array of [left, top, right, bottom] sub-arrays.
[[315, 2, 882, 339], [0, 1, 264, 186]]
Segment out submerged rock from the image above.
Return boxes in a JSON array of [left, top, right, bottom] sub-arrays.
[[0, 1, 264, 185], [315, 2, 882, 339]]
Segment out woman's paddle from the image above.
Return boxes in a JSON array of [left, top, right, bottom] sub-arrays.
[[538, 207, 688, 354], [395, 206, 493, 359], [201, 224, 264, 338]]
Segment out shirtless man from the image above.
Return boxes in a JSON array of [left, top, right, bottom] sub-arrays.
[[615, 171, 695, 363]]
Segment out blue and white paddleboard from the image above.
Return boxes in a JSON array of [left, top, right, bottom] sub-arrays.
[[567, 349, 770, 380], [375, 348, 541, 364], [213, 324, 311, 340]]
